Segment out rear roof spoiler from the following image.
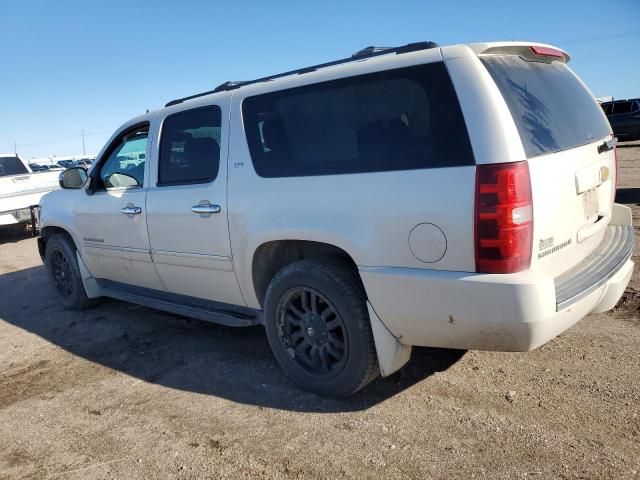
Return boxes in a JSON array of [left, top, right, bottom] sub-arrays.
[[471, 42, 570, 63]]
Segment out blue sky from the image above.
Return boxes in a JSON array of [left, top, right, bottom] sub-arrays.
[[1, 0, 638, 159]]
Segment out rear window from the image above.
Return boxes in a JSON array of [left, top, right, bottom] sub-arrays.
[[0, 156, 28, 177], [242, 62, 474, 178], [481, 56, 610, 158]]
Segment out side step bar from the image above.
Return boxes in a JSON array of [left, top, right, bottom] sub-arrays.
[[97, 280, 262, 328]]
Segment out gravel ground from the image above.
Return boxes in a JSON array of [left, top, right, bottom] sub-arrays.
[[0, 144, 639, 479]]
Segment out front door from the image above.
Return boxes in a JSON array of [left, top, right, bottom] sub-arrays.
[[76, 124, 165, 290], [146, 103, 245, 306]]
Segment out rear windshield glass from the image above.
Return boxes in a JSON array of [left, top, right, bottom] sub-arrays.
[[0, 156, 28, 177], [481, 56, 610, 158], [242, 62, 475, 178]]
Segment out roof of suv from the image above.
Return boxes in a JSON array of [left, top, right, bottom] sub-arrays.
[[115, 40, 570, 141], [163, 40, 569, 109]]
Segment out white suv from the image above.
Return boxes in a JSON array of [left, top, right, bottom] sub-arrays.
[[38, 41, 634, 396]]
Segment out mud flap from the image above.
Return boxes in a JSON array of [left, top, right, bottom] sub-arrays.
[[367, 301, 412, 377], [76, 252, 102, 299]]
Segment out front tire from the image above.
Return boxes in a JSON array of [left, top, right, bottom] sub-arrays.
[[264, 259, 379, 396], [44, 234, 98, 310]]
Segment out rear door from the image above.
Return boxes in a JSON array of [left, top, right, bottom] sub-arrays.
[[146, 102, 245, 306], [480, 52, 614, 277]]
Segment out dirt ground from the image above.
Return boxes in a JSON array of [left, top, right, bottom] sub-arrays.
[[1, 145, 639, 480]]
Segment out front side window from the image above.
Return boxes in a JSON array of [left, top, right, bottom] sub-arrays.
[[242, 62, 474, 178], [100, 128, 148, 189], [158, 106, 222, 186]]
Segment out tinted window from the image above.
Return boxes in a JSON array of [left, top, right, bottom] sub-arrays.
[[481, 56, 610, 158], [242, 62, 474, 178], [0, 156, 28, 177], [159, 106, 222, 186], [613, 101, 633, 115], [100, 129, 148, 189], [601, 102, 613, 115]]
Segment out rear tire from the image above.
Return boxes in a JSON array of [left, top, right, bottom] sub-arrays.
[[264, 259, 379, 396], [44, 234, 99, 310]]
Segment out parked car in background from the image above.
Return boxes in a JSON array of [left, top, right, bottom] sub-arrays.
[[0, 154, 59, 234], [600, 98, 640, 142], [75, 159, 93, 169], [57, 160, 76, 169], [28, 163, 49, 172], [38, 41, 634, 396]]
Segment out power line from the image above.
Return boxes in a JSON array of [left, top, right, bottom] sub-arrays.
[[558, 30, 640, 46], [12, 130, 111, 148]]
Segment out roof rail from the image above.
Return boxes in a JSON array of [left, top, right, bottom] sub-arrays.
[[164, 40, 439, 107]]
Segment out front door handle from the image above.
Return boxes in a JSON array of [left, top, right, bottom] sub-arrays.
[[120, 206, 142, 215], [191, 203, 221, 215]]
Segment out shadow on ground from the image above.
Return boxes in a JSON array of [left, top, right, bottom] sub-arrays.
[[0, 264, 463, 413], [0, 227, 34, 246], [616, 188, 640, 205]]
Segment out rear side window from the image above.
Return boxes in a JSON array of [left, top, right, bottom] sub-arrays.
[[481, 56, 610, 158], [0, 156, 28, 177], [242, 62, 474, 178], [159, 106, 222, 186]]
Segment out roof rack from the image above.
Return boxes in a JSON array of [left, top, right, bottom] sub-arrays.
[[164, 41, 438, 107]]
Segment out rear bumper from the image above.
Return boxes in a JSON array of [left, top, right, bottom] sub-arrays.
[[360, 224, 634, 352], [0, 207, 32, 225]]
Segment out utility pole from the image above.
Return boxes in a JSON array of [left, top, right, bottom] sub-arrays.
[[81, 129, 86, 155], [14, 141, 17, 154]]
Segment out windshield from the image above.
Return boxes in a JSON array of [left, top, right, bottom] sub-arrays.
[[481, 56, 611, 158], [0, 156, 29, 177]]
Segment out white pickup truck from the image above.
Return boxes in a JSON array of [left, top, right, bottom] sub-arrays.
[[0, 153, 60, 234]]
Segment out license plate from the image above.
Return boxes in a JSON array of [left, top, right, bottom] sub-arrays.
[[582, 188, 599, 223]]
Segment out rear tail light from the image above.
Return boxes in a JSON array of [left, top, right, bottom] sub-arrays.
[[475, 161, 533, 274]]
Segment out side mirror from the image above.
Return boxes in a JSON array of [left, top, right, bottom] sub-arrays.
[[59, 167, 88, 189]]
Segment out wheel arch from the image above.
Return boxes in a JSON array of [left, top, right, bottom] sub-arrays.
[[251, 239, 362, 309], [38, 225, 76, 260]]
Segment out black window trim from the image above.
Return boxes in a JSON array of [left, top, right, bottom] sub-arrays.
[[87, 121, 150, 195], [157, 104, 223, 187]]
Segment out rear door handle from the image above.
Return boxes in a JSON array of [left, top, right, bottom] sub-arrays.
[[191, 204, 221, 215], [120, 206, 142, 215]]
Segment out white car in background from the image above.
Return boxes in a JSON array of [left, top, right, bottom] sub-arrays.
[[37, 41, 634, 396], [0, 154, 60, 234]]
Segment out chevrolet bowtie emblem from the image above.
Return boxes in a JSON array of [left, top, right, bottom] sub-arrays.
[[600, 166, 610, 183]]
